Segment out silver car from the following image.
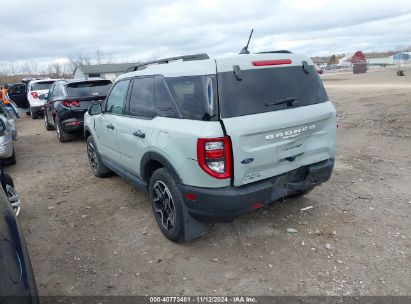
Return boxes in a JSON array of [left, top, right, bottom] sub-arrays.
[[0, 111, 17, 165]]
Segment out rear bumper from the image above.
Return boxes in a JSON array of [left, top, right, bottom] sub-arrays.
[[60, 118, 84, 133], [57, 110, 86, 133], [30, 105, 45, 113], [179, 158, 334, 223]]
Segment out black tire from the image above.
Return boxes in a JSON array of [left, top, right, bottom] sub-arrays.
[[44, 111, 54, 131], [86, 136, 111, 177], [149, 168, 185, 242], [3, 173, 20, 216], [287, 187, 314, 199], [3, 173, 14, 188], [3, 148, 16, 166], [55, 118, 70, 142], [31, 108, 39, 119], [26, 111, 31, 116]]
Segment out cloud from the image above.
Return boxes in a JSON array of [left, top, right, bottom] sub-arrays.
[[0, 0, 410, 68]]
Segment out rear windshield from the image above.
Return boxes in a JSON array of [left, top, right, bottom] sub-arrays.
[[217, 65, 328, 118], [30, 81, 54, 91], [66, 80, 112, 98], [165, 75, 218, 121]]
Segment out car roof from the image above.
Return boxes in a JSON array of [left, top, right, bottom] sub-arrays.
[[118, 53, 313, 80], [57, 78, 112, 84], [29, 78, 57, 84], [119, 59, 216, 79]]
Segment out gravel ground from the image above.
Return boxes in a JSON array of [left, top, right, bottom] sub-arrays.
[[6, 68, 410, 296]]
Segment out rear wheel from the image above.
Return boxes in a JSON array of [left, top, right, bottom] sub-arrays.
[[149, 168, 185, 242], [44, 111, 54, 130], [86, 136, 111, 177], [55, 118, 70, 142]]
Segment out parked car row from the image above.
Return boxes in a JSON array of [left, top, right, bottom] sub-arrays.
[[0, 50, 336, 302], [4, 78, 58, 119], [11, 53, 336, 243], [3, 52, 337, 243]]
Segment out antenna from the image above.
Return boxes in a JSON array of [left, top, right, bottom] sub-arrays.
[[239, 29, 254, 54]]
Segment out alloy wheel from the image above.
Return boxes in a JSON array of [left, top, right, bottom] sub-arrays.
[[87, 141, 98, 170], [152, 181, 176, 231], [56, 121, 61, 139], [6, 184, 21, 216]]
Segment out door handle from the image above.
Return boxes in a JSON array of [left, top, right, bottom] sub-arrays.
[[133, 130, 145, 138], [106, 124, 114, 130]]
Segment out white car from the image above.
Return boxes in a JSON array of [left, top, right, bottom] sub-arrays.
[[27, 79, 58, 119]]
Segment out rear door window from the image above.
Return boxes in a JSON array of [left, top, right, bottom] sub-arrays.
[[126, 77, 155, 118], [165, 75, 217, 121], [154, 77, 179, 118], [217, 65, 328, 118]]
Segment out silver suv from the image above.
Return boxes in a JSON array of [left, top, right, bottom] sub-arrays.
[[84, 52, 336, 241]]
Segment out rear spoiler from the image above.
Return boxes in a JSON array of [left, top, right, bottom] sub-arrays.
[[66, 80, 112, 87]]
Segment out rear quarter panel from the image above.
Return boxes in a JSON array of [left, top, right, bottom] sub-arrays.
[[150, 117, 230, 188]]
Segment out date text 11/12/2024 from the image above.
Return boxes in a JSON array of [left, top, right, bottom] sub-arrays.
[[149, 296, 257, 303]]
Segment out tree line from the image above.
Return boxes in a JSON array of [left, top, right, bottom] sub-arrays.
[[0, 49, 112, 84]]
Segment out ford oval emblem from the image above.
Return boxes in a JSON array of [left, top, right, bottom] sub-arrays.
[[241, 158, 254, 165]]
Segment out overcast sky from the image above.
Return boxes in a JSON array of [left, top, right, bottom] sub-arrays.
[[1, 0, 411, 69]]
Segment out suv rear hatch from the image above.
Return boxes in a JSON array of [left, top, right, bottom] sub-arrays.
[[66, 80, 112, 110], [216, 54, 336, 186]]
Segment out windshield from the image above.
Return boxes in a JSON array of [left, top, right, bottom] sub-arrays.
[[66, 80, 112, 98], [217, 65, 328, 118], [165, 75, 218, 121], [30, 81, 54, 91]]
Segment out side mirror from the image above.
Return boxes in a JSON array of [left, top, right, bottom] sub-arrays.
[[88, 103, 102, 116]]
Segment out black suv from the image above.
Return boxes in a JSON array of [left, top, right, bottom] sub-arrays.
[[44, 79, 112, 142]]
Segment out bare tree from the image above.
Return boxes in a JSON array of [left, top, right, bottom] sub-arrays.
[[20, 62, 39, 75], [0, 62, 22, 76], [95, 48, 112, 65], [67, 49, 112, 75], [47, 62, 67, 78]]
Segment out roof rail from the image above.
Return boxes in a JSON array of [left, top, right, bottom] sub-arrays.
[[126, 53, 210, 72], [256, 50, 293, 54]]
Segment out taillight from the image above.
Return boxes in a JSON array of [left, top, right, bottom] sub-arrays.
[[61, 100, 79, 108], [252, 59, 292, 66], [197, 136, 232, 179], [31, 92, 38, 99]]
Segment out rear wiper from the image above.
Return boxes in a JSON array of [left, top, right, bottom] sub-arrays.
[[265, 97, 298, 107]]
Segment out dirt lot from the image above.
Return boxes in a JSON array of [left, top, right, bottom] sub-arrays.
[[6, 68, 410, 296]]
